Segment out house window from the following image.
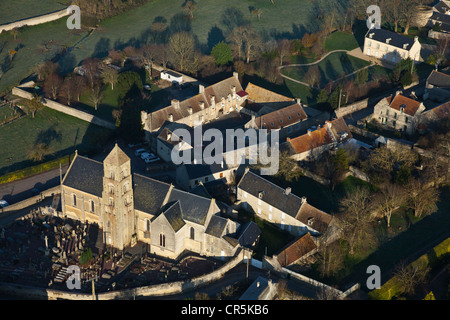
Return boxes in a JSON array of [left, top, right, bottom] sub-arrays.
[[405, 117, 408, 123], [205, 177, 209, 182], [220, 172, 224, 178], [257, 208, 261, 214], [190, 227, 195, 240], [90, 201, 95, 213], [269, 205, 273, 212], [244, 192, 248, 198], [393, 120, 396, 128], [72, 194, 77, 207], [109, 168, 115, 180], [160, 234, 166, 247], [368, 41, 372, 47], [258, 198, 262, 206], [268, 213, 272, 221], [146, 219, 150, 232], [282, 212, 285, 220], [109, 184, 114, 194]]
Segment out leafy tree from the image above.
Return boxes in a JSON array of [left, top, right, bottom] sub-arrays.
[[394, 165, 411, 185], [118, 84, 144, 143], [79, 248, 93, 266], [355, 68, 369, 86], [211, 41, 233, 66]]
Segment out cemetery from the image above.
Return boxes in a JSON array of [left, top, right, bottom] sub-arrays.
[[0, 198, 222, 294]]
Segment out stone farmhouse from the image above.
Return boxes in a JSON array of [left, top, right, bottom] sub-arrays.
[[60, 144, 259, 260], [372, 92, 426, 135], [363, 28, 421, 65], [141, 72, 247, 135], [236, 169, 333, 238], [282, 117, 353, 161]]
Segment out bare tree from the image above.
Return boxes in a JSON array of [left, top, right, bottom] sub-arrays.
[[28, 143, 51, 162], [89, 81, 104, 111], [304, 65, 321, 87], [44, 73, 63, 100], [100, 66, 119, 91], [81, 57, 101, 91], [169, 31, 196, 72], [407, 179, 439, 218], [183, 0, 196, 19], [60, 76, 77, 106], [24, 93, 43, 118], [227, 26, 248, 61], [242, 28, 263, 63], [277, 38, 292, 66], [383, 0, 403, 33], [251, 8, 262, 21], [394, 261, 429, 296], [374, 183, 407, 228], [339, 187, 376, 255], [401, 0, 420, 34]]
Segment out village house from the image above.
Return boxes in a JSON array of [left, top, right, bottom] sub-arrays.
[[236, 169, 333, 237], [282, 117, 353, 161], [60, 144, 259, 260], [363, 28, 421, 65], [424, 69, 450, 102], [419, 100, 450, 132], [372, 92, 426, 134], [175, 162, 235, 191], [427, 1, 450, 37], [141, 73, 247, 135]]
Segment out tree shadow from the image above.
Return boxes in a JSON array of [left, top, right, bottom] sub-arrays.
[[207, 25, 225, 53], [220, 7, 250, 34], [34, 124, 63, 147], [92, 37, 111, 59]]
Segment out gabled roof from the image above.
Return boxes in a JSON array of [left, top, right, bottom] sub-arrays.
[[183, 162, 229, 180], [288, 126, 333, 154], [205, 215, 228, 238], [133, 173, 171, 214], [432, 100, 450, 120], [237, 221, 261, 248], [276, 233, 317, 267], [427, 70, 450, 88], [255, 103, 307, 130], [245, 83, 293, 103], [166, 188, 212, 225], [386, 94, 422, 116], [162, 201, 185, 232], [62, 155, 104, 197], [149, 75, 243, 130], [295, 202, 332, 234], [435, 1, 450, 14], [237, 170, 303, 218], [366, 28, 416, 50], [430, 11, 450, 25]]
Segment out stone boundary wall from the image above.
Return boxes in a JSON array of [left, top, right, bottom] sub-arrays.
[[428, 30, 450, 40], [12, 86, 116, 130], [1, 186, 60, 216], [0, 249, 246, 300], [0, 8, 70, 33], [335, 99, 368, 118]]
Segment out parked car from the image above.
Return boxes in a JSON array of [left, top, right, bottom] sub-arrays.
[[135, 148, 148, 157], [0, 200, 9, 208], [144, 157, 160, 164]]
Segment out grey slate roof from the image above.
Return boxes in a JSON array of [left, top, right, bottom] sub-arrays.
[[237, 170, 303, 218], [133, 173, 171, 214], [430, 11, 450, 25], [427, 70, 450, 88], [366, 28, 416, 50], [435, 1, 450, 14], [183, 162, 229, 180], [205, 215, 228, 238], [62, 156, 104, 197], [167, 188, 212, 225], [163, 201, 185, 232], [237, 222, 261, 248]]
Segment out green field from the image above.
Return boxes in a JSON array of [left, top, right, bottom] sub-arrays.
[[0, 107, 112, 176], [324, 31, 360, 52], [281, 52, 371, 88], [0, 0, 70, 24]]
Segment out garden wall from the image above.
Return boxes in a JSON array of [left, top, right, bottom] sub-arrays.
[[335, 99, 368, 118], [0, 8, 70, 33], [12, 86, 116, 130]]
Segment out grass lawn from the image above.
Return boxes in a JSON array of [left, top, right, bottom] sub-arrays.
[[0, 107, 113, 176], [0, 18, 87, 95], [0, 0, 70, 24], [324, 31, 360, 52], [281, 52, 371, 88]]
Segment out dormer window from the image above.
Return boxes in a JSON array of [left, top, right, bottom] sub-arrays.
[[258, 191, 264, 199], [308, 217, 314, 226]]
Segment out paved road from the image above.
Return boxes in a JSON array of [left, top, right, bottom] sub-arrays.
[[0, 165, 68, 205]]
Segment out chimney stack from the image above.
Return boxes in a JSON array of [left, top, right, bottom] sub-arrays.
[[199, 84, 204, 94], [285, 187, 291, 195]]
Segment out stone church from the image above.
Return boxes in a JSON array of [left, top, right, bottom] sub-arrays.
[[60, 144, 254, 260]]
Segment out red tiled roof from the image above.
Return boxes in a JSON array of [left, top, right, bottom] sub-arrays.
[[276, 233, 317, 267], [245, 82, 293, 103], [236, 90, 248, 97], [288, 126, 333, 154], [256, 103, 307, 130], [432, 101, 450, 120], [387, 94, 421, 117]]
